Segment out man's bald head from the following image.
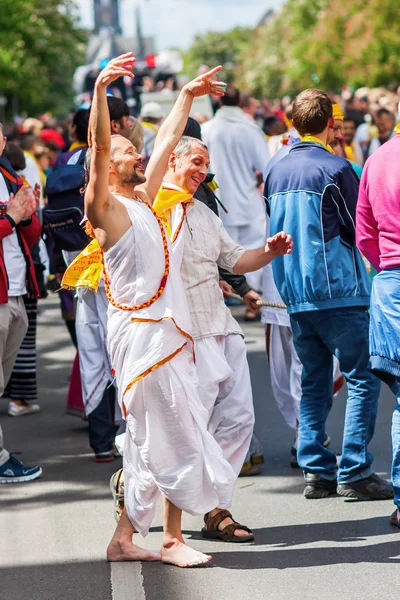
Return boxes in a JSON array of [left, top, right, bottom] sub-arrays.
[[84, 134, 145, 190]]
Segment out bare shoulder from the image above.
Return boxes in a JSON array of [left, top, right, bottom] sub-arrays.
[[91, 192, 131, 252]]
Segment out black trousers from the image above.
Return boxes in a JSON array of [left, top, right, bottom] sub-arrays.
[[87, 382, 117, 454]]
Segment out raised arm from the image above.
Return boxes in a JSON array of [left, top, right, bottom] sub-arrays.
[[138, 67, 226, 204], [85, 54, 135, 230]]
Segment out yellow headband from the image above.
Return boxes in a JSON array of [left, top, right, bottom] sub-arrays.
[[332, 103, 344, 121]]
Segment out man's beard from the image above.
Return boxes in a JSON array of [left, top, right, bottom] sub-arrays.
[[118, 164, 146, 185]]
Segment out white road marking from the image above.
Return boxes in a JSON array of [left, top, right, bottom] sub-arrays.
[[111, 562, 146, 600]]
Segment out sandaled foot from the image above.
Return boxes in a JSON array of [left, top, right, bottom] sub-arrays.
[[107, 539, 160, 562], [161, 539, 212, 568], [202, 509, 254, 543]]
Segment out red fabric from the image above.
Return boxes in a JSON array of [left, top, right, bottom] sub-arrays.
[[40, 128, 65, 150], [66, 351, 85, 419], [0, 214, 41, 303]]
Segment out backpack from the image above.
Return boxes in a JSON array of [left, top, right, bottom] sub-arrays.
[[44, 149, 90, 251]]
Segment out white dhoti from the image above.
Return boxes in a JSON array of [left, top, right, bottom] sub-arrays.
[[75, 285, 116, 416], [194, 334, 255, 476], [123, 346, 236, 535], [105, 197, 235, 536], [262, 261, 345, 431]]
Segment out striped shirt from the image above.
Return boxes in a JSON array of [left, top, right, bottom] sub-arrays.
[[181, 200, 245, 340]]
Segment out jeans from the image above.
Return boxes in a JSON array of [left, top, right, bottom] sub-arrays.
[[290, 307, 381, 483], [87, 382, 117, 454], [392, 383, 400, 509]]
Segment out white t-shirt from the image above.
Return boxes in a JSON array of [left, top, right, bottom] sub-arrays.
[[0, 175, 27, 296]]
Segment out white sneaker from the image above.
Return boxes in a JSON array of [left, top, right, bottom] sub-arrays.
[[8, 401, 41, 417]]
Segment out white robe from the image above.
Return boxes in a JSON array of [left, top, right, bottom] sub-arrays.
[[104, 196, 235, 536]]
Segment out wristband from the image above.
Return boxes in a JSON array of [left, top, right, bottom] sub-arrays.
[[20, 217, 33, 226], [4, 214, 17, 229]]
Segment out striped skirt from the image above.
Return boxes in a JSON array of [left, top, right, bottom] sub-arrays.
[[5, 297, 38, 402]]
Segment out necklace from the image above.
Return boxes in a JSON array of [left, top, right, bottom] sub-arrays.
[[101, 195, 171, 312]]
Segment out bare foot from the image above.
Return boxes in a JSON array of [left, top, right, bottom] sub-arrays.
[[161, 539, 212, 568], [107, 539, 160, 562]]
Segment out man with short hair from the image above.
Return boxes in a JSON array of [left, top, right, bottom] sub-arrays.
[[367, 108, 396, 157], [343, 116, 364, 166], [240, 93, 260, 122], [265, 88, 391, 501], [202, 85, 270, 293], [160, 134, 291, 539]]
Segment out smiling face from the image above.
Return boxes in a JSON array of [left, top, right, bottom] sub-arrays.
[[168, 143, 210, 194], [110, 135, 146, 186]]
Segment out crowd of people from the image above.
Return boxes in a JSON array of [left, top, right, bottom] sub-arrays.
[[1, 53, 400, 567]]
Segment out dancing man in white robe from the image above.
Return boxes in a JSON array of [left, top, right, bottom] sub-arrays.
[[85, 54, 244, 568], [159, 136, 293, 541]]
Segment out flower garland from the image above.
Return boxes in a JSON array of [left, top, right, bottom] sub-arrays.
[[101, 196, 170, 312]]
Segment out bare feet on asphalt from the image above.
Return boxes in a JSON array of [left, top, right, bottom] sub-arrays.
[[107, 539, 161, 562], [161, 539, 212, 568]]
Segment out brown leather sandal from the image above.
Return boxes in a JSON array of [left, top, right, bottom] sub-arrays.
[[201, 509, 254, 543]]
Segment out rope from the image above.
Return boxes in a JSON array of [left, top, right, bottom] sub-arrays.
[[226, 292, 287, 310]]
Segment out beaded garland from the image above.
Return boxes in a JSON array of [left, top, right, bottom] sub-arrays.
[[101, 196, 171, 312]]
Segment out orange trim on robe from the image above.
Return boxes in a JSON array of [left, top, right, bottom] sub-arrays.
[[121, 342, 187, 417]]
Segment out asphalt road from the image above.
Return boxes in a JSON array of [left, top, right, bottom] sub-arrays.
[[0, 298, 398, 600]]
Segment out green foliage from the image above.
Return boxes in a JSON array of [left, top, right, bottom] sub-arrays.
[[184, 0, 400, 97], [182, 27, 253, 83], [0, 0, 87, 116]]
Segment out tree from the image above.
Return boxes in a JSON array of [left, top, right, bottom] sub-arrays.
[[182, 28, 253, 84], [0, 0, 87, 116]]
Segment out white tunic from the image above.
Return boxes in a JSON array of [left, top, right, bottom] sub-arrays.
[[104, 195, 235, 536]]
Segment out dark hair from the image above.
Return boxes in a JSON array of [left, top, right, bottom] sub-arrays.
[[375, 108, 395, 122], [292, 89, 332, 136], [3, 142, 26, 171], [263, 116, 286, 137], [221, 85, 241, 107], [106, 96, 130, 123], [343, 115, 357, 126], [17, 132, 38, 151], [183, 117, 202, 141], [72, 109, 89, 143], [240, 93, 254, 109]]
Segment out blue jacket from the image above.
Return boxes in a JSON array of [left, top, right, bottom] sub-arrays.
[[264, 141, 370, 314]]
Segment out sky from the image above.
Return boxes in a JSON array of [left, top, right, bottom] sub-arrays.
[[77, 0, 284, 51]]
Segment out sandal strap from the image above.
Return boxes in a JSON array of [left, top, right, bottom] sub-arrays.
[[220, 522, 253, 537], [204, 509, 232, 531]]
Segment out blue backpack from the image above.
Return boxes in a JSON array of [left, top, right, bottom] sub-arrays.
[[44, 149, 90, 251]]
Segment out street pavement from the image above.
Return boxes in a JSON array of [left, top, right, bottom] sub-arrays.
[[0, 298, 399, 600]]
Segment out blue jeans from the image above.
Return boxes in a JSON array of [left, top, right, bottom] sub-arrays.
[[390, 383, 400, 509], [290, 307, 381, 483]]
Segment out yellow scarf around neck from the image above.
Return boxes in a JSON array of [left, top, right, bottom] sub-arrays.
[[301, 135, 335, 154], [69, 141, 87, 151], [61, 187, 192, 291]]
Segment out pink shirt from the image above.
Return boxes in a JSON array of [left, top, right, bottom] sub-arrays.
[[356, 135, 400, 271]]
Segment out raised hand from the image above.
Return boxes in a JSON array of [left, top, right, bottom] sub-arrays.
[[96, 52, 135, 89], [6, 186, 31, 224], [266, 232, 293, 257], [185, 66, 227, 98]]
